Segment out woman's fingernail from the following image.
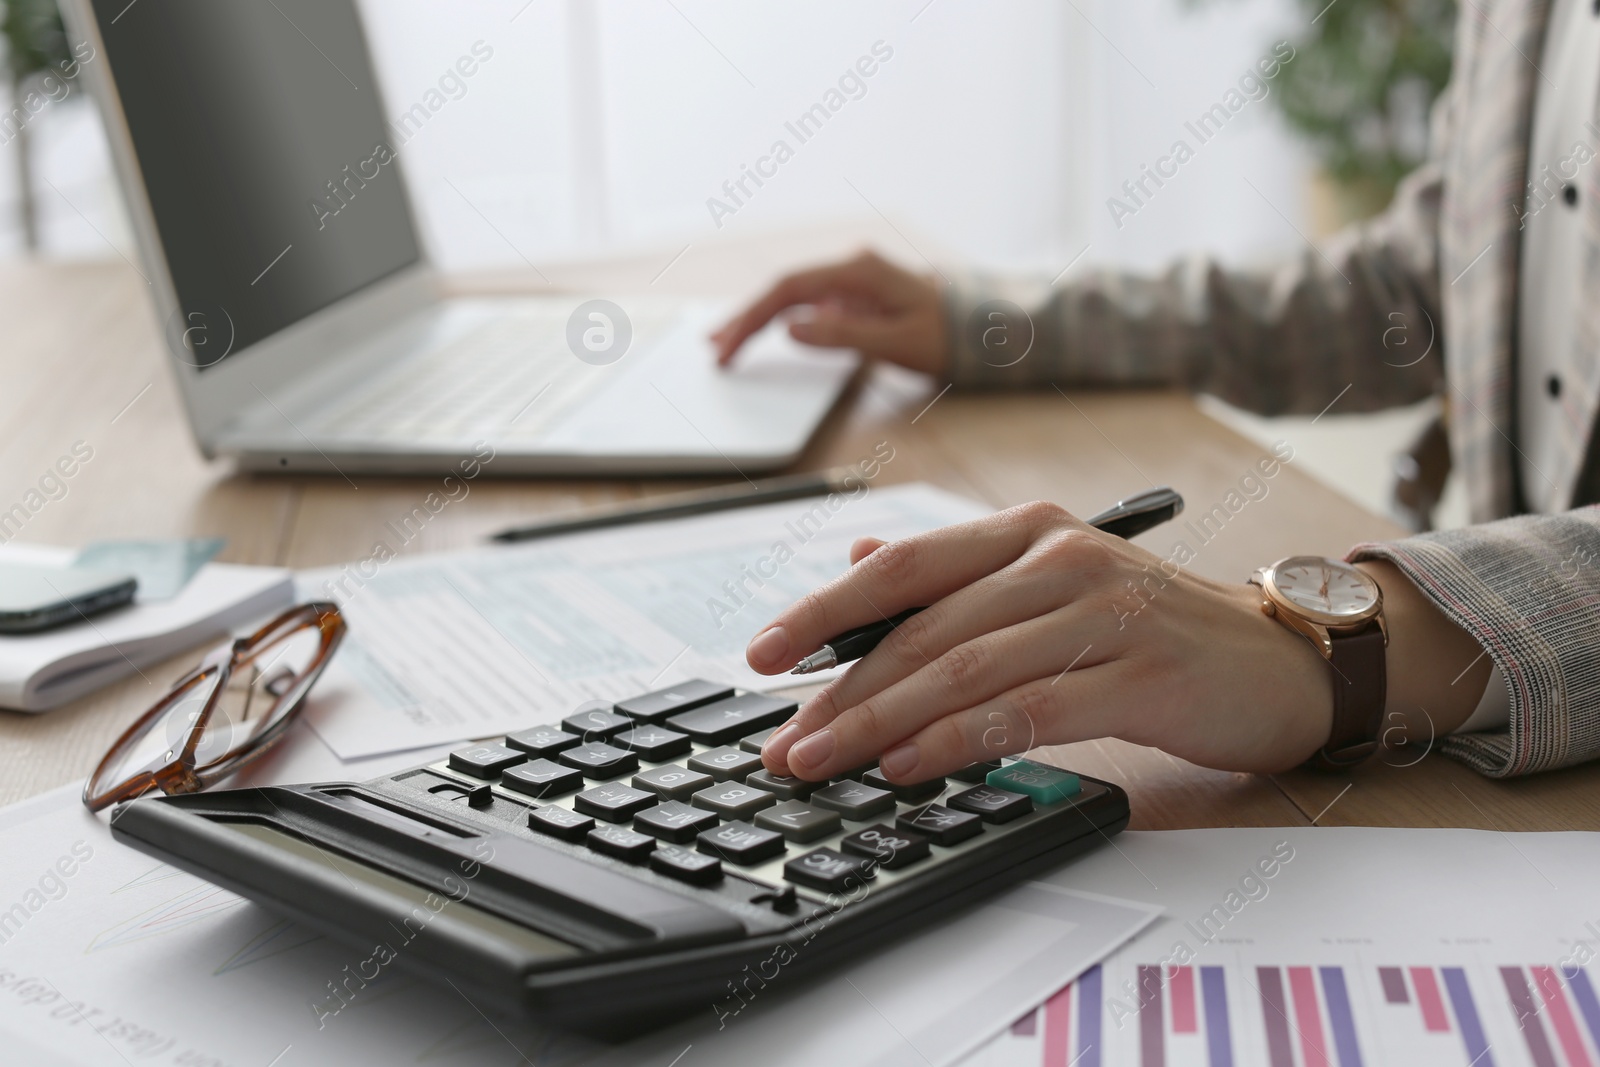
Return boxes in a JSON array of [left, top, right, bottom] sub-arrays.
[[879, 743, 919, 779], [747, 626, 789, 668], [763, 721, 801, 760], [788, 728, 836, 772]]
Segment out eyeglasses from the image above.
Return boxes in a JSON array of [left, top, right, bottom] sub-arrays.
[[83, 602, 346, 812]]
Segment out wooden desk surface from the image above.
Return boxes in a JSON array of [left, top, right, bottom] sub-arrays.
[[3, 259, 1597, 833]]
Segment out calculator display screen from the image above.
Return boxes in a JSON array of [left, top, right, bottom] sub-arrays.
[[221, 822, 582, 962]]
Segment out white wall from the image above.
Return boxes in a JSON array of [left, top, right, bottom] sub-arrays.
[[0, 0, 1315, 278]]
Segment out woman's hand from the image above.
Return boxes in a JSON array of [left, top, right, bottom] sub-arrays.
[[747, 501, 1338, 782], [711, 250, 947, 376]]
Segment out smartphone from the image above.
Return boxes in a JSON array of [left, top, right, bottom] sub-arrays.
[[0, 562, 139, 634]]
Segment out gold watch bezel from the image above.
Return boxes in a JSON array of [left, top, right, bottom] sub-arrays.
[[1249, 555, 1386, 659]]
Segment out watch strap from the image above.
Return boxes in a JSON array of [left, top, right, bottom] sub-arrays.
[[1307, 622, 1387, 770]]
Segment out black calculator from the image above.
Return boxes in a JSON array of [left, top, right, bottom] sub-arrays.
[[110, 680, 1129, 1036]]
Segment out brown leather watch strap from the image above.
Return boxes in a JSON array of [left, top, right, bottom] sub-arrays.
[[1307, 622, 1387, 771]]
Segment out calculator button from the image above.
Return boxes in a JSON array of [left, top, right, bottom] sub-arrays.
[[586, 824, 656, 863], [503, 726, 580, 758], [498, 759, 584, 799], [691, 782, 777, 820], [557, 742, 639, 779], [447, 743, 527, 780], [897, 804, 983, 846], [948, 785, 1033, 824], [861, 768, 945, 803], [809, 781, 896, 821], [668, 693, 797, 745], [985, 759, 1081, 805], [698, 821, 786, 865], [612, 726, 692, 761], [561, 709, 632, 739], [949, 760, 1003, 784], [633, 800, 719, 843], [739, 727, 777, 754], [754, 800, 841, 843], [631, 764, 714, 801], [529, 805, 594, 842], [615, 680, 735, 723], [649, 844, 723, 885], [574, 784, 658, 822], [687, 746, 764, 782], [745, 768, 815, 801], [840, 824, 931, 869], [783, 848, 876, 893]]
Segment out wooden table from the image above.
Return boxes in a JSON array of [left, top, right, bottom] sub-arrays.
[[3, 257, 1597, 833]]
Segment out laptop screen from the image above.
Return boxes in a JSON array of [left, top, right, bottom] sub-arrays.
[[91, 0, 421, 368]]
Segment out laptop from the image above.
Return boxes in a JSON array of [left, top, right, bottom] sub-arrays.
[[62, 0, 856, 476]]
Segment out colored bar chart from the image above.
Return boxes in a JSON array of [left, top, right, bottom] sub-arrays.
[[1379, 963, 1495, 1066], [1005, 964, 1102, 1067], [967, 960, 1600, 1066], [1532, 966, 1596, 1067], [1495, 964, 1600, 1067], [1132, 964, 1235, 1067], [1502, 966, 1560, 1067]]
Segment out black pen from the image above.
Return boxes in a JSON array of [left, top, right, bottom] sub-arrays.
[[488, 469, 849, 543], [789, 486, 1185, 675]]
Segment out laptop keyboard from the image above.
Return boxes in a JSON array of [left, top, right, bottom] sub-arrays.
[[302, 306, 679, 445], [402, 680, 1101, 904]]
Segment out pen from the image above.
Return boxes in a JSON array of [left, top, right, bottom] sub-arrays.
[[488, 469, 850, 543], [789, 486, 1185, 675]]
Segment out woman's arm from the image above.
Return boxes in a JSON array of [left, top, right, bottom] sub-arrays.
[[713, 161, 1448, 419], [749, 502, 1600, 781]]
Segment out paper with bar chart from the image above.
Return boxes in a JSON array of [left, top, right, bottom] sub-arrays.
[[967, 825, 1600, 1067], [964, 956, 1600, 1066]]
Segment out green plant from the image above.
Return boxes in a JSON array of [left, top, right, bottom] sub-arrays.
[[1195, 0, 1456, 206], [2, 0, 70, 82], [1, 0, 72, 251]]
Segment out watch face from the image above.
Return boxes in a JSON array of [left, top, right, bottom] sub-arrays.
[[1269, 556, 1379, 619]]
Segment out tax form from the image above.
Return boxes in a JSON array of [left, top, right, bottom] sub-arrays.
[[298, 483, 990, 760]]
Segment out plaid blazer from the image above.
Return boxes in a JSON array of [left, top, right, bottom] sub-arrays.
[[944, 0, 1600, 777]]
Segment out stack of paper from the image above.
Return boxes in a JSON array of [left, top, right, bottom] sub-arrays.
[[0, 543, 293, 712]]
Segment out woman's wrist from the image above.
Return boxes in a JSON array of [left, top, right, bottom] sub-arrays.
[[1354, 558, 1492, 741], [1221, 579, 1335, 770]]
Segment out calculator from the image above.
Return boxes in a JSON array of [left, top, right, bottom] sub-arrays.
[[109, 680, 1129, 1035]]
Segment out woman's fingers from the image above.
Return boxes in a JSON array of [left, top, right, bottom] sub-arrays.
[[744, 502, 1072, 674], [712, 253, 898, 365], [777, 605, 1112, 780], [878, 667, 1128, 781], [849, 537, 887, 565], [787, 307, 909, 357], [814, 526, 1113, 718]]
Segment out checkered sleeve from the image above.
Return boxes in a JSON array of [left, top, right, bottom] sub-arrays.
[[943, 162, 1448, 417], [1347, 505, 1600, 777]]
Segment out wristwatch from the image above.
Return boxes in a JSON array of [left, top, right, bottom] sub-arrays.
[[1248, 556, 1387, 771]]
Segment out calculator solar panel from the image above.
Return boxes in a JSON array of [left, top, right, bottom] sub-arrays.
[[108, 681, 1130, 1035]]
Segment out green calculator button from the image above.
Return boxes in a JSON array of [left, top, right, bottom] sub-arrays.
[[985, 760, 1080, 805]]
